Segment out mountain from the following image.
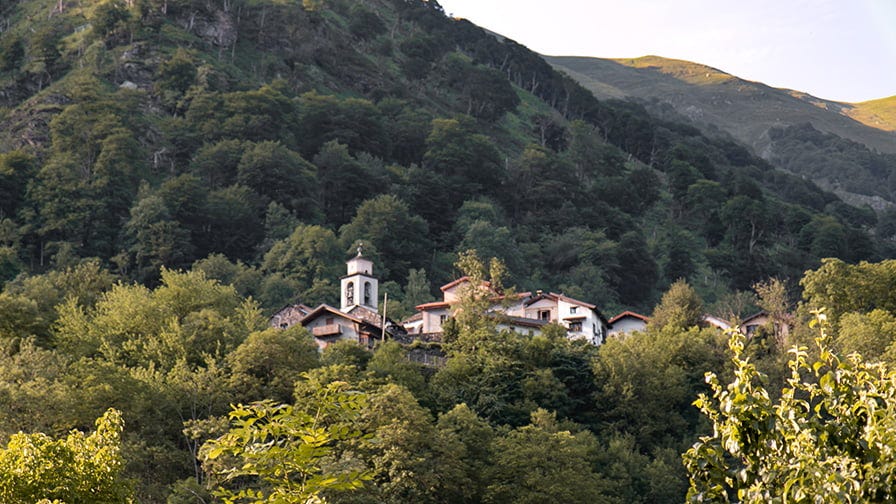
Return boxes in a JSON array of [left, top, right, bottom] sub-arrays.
[[545, 55, 896, 155], [545, 55, 896, 206], [1, 1, 896, 499], [0, 0, 891, 316]]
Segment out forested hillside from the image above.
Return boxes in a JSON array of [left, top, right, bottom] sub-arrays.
[[547, 55, 896, 207], [0, 0, 890, 314], [1, 0, 896, 501]]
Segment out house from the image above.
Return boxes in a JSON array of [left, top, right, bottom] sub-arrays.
[[607, 311, 649, 337], [270, 303, 313, 329], [702, 314, 733, 331], [739, 310, 792, 339], [409, 278, 611, 345], [269, 246, 403, 350]]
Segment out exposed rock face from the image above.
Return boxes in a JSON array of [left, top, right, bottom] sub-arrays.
[[112, 42, 158, 90], [179, 9, 237, 47]]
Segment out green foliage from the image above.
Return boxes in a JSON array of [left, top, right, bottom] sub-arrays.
[[314, 140, 382, 226], [367, 340, 426, 397], [0, 0, 892, 500], [485, 409, 610, 503], [228, 326, 320, 403], [262, 224, 342, 305], [685, 314, 896, 501], [0, 151, 34, 219], [339, 195, 430, 283], [800, 258, 896, 326], [155, 48, 196, 108], [203, 383, 370, 503], [0, 408, 132, 503], [439, 53, 520, 121], [593, 325, 725, 449], [0, 36, 25, 72], [769, 123, 896, 203], [237, 141, 317, 219], [649, 279, 704, 331], [53, 268, 254, 368], [834, 309, 896, 360]]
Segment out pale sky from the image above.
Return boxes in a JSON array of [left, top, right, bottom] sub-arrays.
[[437, 0, 896, 103]]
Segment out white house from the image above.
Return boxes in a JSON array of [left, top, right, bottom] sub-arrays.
[[607, 311, 649, 337], [408, 278, 611, 345]]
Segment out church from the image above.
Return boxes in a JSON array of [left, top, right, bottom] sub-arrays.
[[270, 246, 404, 350]]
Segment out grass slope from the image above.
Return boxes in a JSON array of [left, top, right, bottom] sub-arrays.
[[846, 95, 896, 132]]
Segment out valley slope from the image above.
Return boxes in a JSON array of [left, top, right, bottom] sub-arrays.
[[546, 55, 896, 154]]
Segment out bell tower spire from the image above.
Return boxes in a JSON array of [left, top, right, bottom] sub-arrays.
[[340, 243, 378, 311]]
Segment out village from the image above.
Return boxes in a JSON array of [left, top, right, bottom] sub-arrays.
[[269, 247, 788, 357]]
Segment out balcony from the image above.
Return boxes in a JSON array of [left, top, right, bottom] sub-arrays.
[[312, 324, 342, 337]]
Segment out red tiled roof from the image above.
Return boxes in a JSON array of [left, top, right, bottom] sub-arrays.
[[416, 301, 451, 310], [609, 310, 650, 324], [440, 276, 471, 291], [440, 276, 495, 292]]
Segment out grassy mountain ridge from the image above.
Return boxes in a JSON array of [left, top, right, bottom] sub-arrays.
[[546, 54, 896, 155], [846, 95, 896, 132]]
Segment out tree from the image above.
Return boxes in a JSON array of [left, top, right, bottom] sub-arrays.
[[403, 268, 432, 310], [202, 383, 370, 503], [339, 195, 430, 283], [835, 309, 896, 361], [236, 141, 317, 218], [438, 54, 520, 122], [649, 279, 704, 331], [262, 224, 342, 305], [189, 139, 245, 189], [423, 118, 504, 211], [340, 383, 469, 504], [592, 325, 725, 450], [684, 314, 896, 502], [752, 277, 791, 347], [125, 189, 194, 280], [313, 140, 372, 226], [485, 409, 610, 504], [367, 341, 426, 398], [435, 404, 495, 503], [800, 258, 896, 327], [0, 151, 34, 219], [228, 326, 320, 403], [0, 408, 132, 503], [53, 268, 254, 368]]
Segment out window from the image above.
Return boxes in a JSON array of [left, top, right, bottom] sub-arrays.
[[345, 282, 354, 305], [569, 321, 583, 332], [364, 281, 371, 305], [440, 314, 447, 323], [569, 306, 577, 314], [326, 317, 334, 325], [538, 310, 550, 320]]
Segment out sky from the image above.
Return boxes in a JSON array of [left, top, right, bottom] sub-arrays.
[[436, 0, 896, 103]]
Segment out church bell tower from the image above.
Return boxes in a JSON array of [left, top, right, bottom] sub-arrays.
[[340, 244, 378, 311]]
